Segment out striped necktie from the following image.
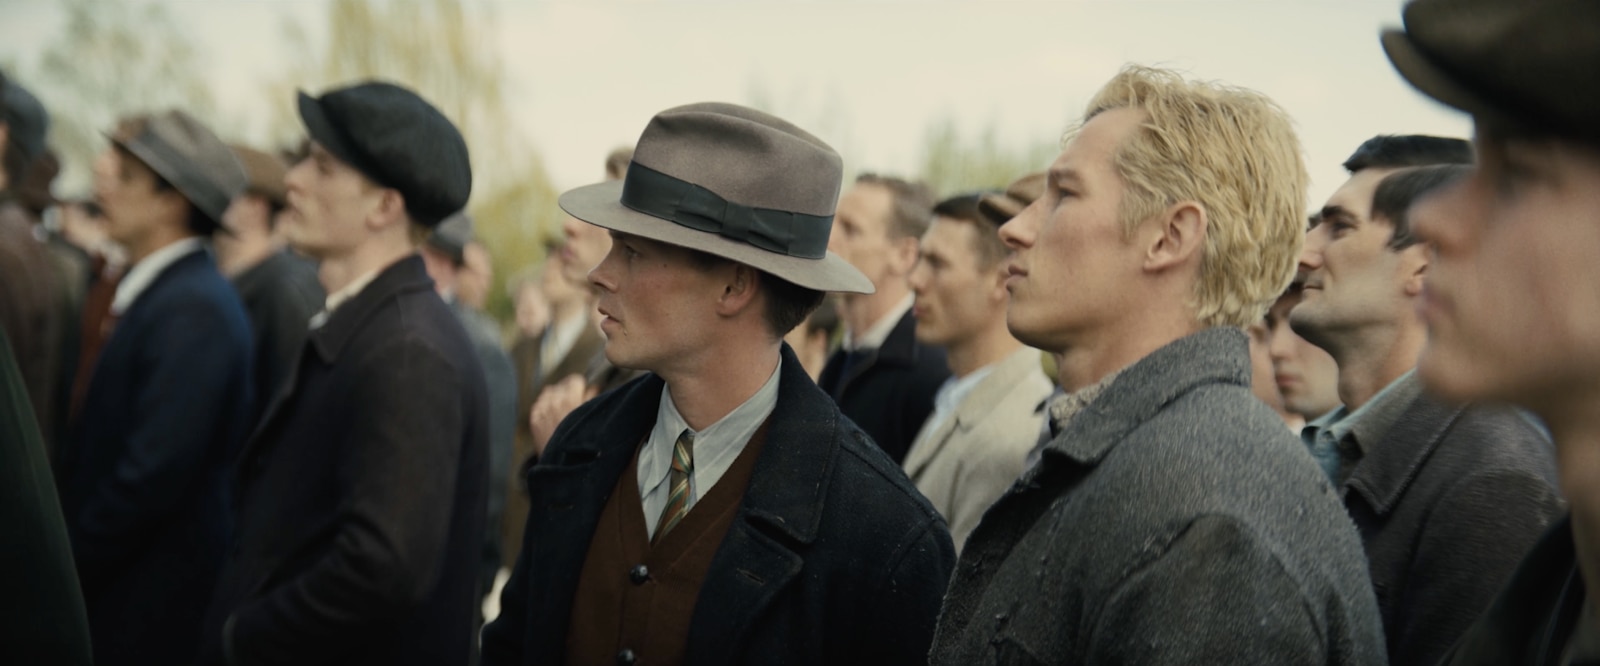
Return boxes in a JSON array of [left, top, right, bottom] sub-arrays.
[[654, 429, 695, 543]]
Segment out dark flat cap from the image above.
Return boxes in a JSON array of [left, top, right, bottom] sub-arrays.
[[297, 81, 471, 227], [111, 110, 246, 226], [1, 75, 50, 166], [1383, 0, 1600, 144], [560, 102, 871, 294], [425, 211, 473, 265]]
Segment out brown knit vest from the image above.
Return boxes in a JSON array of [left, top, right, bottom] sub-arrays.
[[564, 419, 771, 666]]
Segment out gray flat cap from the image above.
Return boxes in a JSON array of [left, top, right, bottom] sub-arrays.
[[111, 110, 246, 225]]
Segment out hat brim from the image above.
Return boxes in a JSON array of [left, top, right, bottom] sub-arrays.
[[297, 92, 379, 186], [559, 180, 874, 295], [977, 193, 1023, 225], [106, 131, 233, 236], [1381, 29, 1520, 131]]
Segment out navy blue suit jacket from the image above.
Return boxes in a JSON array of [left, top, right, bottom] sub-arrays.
[[59, 247, 255, 666]]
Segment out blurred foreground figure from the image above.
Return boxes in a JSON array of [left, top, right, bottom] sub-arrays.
[[59, 110, 254, 666], [484, 102, 955, 665], [931, 66, 1385, 664], [199, 81, 488, 666], [1380, 0, 1600, 661]]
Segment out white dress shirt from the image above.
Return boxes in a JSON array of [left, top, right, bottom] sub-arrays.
[[110, 237, 205, 315]]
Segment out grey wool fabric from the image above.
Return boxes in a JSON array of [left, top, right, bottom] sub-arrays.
[[931, 327, 1387, 665]]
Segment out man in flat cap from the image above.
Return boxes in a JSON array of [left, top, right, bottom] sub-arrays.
[[214, 144, 324, 421], [1379, 0, 1600, 661], [199, 81, 489, 666], [419, 210, 518, 618], [901, 185, 1051, 555], [931, 66, 1385, 664], [55, 109, 255, 666], [483, 102, 956, 665]]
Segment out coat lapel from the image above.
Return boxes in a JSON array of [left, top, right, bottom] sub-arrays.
[[686, 345, 835, 664], [1343, 393, 1462, 514]]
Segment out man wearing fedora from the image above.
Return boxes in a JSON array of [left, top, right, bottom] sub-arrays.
[[199, 81, 489, 666], [1379, 0, 1600, 661], [214, 144, 324, 420], [483, 102, 956, 665], [901, 184, 1051, 555], [55, 109, 255, 666], [931, 66, 1385, 663]]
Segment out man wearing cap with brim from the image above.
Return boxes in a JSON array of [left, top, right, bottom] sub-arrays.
[[900, 180, 1052, 556], [420, 210, 518, 620], [1379, 0, 1600, 662], [214, 144, 323, 422], [198, 81, 489, 666], [56, 109, 255, 666], [483, 102, 956, 665]]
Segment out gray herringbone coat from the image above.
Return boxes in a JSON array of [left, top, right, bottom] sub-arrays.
[[932, 327, 1387, 665]]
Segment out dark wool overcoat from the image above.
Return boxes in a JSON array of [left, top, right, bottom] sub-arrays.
[[59, 248, 254, 666], [199, 255, 489, 666], [932, 327, 1388, 665], [817, 309, 948, 465], [482, 344, 957, 665], [1341, 392, 1561, 666]]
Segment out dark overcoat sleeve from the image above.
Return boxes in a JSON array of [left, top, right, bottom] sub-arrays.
[[68, 300, 252, 588], [226, 335, 466, 663]]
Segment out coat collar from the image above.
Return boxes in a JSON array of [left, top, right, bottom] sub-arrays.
[[1037, 327, 1252, 471], [309, 254, 436, 364], [1342, 392, 1463, 514], [903, 346, 1040, 480]]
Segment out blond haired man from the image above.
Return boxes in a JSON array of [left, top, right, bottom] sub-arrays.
[[931, 66, 1385, 664]]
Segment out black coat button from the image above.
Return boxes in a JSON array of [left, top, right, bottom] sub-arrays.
[[628, 564, 649, 585], [616, 648, 636, 665]]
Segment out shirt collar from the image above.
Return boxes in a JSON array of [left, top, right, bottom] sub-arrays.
[[111, 237, 205, 315], [309, 268, 382, 329], [640, 357, 784, 497], [1299, 370, 1421, 458], [1046, 367, 1126, 438], [843, 294, 913, 352]]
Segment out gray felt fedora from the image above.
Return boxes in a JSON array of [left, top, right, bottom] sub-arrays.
[[558, 102, 873, 294], [110, 110, 246, 226]]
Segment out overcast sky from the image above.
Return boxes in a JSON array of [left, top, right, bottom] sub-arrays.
[[0, 1, 1467, 207]]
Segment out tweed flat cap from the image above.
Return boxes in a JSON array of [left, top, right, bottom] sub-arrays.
[[297, 81, 471, 228], [1383, 0, 1600, 145], [978, 171, 1046, 225], [559, 102, 872, 294], [229, 144, 288, 206], [1, 75, 50, 166], [111, 110, 246, 226], [425, 211, 473, 265]]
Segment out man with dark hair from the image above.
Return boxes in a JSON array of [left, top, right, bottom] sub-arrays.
[[58, 109, 254, 666], [199, 81, 489, 665], [214, 144, 324, 419], [1291, 160, 1561, 665], [819, 172, 948, 464], [1341, 134, 1475, 173], [902, 186, 1051, 554], [484, 102, 955, 665], [420, 211, 518, 619]]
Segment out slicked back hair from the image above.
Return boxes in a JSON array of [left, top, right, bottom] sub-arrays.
[[1341, 135, 1473, 173], [1076, 65, 1309, 328], [1370, 164, 1472, 250]]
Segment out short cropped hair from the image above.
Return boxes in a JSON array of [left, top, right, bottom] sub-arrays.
[[1078, 65, 1308, 328], [1341, 135, 1473, 173], [931, 193, 1007, 268], [685, 248, 825, 338], [854, 173, 935, 241], [1370, 164, 1471, 250]]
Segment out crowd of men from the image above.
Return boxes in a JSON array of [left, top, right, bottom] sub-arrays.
[[2, 0, 1597, 663]]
